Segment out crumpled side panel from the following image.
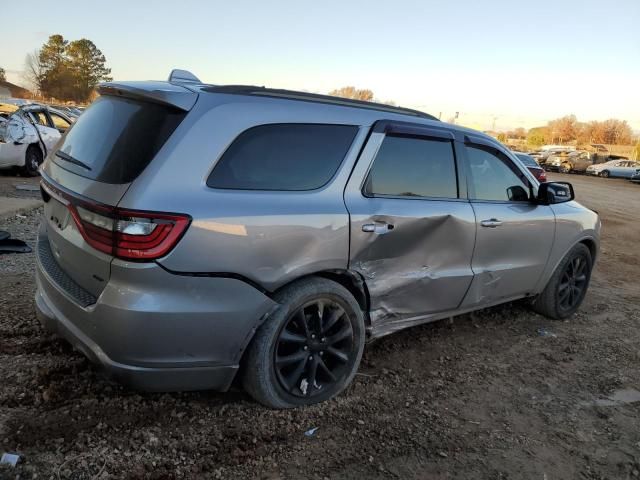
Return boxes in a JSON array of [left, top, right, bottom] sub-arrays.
[[347, 200, 477, 333]]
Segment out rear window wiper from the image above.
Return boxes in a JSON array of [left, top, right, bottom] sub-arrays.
[[55, 151, 92, 171]]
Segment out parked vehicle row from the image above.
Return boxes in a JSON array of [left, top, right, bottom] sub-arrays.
[[34, 69, 600, 408]]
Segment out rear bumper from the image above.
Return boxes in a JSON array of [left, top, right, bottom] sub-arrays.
[[35, 227, 278, 392]]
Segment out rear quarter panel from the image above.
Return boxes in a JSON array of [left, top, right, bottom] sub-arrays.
[[118, 96, 406, 291]]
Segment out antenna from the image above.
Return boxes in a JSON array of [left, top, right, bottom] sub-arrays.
[[168, 69, 201, 84]]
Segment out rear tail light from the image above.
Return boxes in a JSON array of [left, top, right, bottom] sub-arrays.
[[539, 171, 547, 182], [42, 179, 190, 261]]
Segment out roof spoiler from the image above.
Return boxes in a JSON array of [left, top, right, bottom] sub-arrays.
[[97, 80, 198, 111]]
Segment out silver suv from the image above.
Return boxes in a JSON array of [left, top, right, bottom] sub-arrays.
[[35, 70, 600, 408]]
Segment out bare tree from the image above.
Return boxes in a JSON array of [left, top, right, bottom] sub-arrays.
[[328, 86, 374, 101], [24, 50, 44, 94]]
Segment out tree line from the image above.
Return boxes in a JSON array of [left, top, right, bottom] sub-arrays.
[[24, 34, 112, 103], [502, 115, 633, 146]]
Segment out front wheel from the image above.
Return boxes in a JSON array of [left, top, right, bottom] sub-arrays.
[[242, 277, 365, 408], [531, 243, 593, 319], [600, 170, 610, 178], [22, 145, 43, 177]]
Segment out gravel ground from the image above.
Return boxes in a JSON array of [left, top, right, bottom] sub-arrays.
[[1, 173, 639, 479], [0, 171, 41, 200]]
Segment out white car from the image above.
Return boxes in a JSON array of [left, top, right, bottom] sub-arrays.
[[585, 159, 640, 178], [0, 104, 73, 176]]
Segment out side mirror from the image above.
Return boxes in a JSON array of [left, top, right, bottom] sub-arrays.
[[537, 182, 575, 205], [507, 185, 529, 202]]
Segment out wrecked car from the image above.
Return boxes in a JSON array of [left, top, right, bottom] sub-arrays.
[[35, 70, 600, 408], [0, 104, 73, 176]]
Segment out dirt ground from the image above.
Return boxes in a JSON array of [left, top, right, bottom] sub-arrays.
[[1, 172, 639, 479]]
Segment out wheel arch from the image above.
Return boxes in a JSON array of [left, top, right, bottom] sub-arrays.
[[533, 234, 598, 294], [272, 269, 371, 326], [25, 142, 43, 163], [579, 237, 598, 263]]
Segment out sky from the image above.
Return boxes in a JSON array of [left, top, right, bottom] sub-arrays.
[[2, 0, 639, 131]]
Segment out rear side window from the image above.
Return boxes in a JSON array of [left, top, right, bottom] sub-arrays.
[[207, 124, 358, 191], [364, 135, 458, 199], [54, 96, 186, 184]]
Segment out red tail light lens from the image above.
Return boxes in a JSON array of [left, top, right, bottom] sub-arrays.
[[43, 179, 190, 261], [539, 171, 547, 182]]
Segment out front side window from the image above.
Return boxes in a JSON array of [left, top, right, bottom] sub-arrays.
[[207, 124, 358, 191], [466, 145, 530, 202], [364, 135, 458, 199]]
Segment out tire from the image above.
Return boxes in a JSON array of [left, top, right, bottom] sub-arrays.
[[532, 243, 592, 320], [242, 277, 365, 408], [600, 170, 610, 178], [22, 145, 43, 177]]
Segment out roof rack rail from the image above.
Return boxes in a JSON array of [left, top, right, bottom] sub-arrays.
[[202, 85, 437, 120]]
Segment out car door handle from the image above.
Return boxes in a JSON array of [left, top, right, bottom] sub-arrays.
[[480, 218, 503, 228], [362, 222, 394, 234]]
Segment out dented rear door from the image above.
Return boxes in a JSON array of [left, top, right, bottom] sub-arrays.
[[345, 122, 476, 330]]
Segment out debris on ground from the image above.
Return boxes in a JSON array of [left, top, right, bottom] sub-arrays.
[[0, 453, 21, 467], [14, 184, 40, 192], [0, 230, 31, 254], [537, 328, 557, 338], [590, 388, 640, 407], [304, 427, 319, 437]]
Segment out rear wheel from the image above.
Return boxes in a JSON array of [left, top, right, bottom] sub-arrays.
[[600, 170, 610, 178], [532, 243, 592, 319], [22, 145, 43, 177], [243, 277, 365, 408]]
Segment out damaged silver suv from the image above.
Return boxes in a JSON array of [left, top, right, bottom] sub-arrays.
[[35, 70, 600, 408]]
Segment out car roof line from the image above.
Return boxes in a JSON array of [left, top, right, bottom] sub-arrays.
[[201, 84, 438, 120]]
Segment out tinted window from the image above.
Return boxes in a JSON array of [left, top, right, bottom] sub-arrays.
[[207, 124, 358, 191], [364, 135, 458, 198], [55, 96, 186, 184], [467, 145, 530, 202]]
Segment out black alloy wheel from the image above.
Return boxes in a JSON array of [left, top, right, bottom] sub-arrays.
[[557, 255, 589, 312], [274, 299, 354, 398]]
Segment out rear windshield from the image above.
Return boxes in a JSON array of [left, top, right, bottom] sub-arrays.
[[54, 96, 186, 184], [516, 154, 538, 167]]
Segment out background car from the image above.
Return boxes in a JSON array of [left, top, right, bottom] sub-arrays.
[[0, 104, 73, 176], [586, 159, 640, 178], [557, 151, 595, 174], [516, 153, 547, 181]]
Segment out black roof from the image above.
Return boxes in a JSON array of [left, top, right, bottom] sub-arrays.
[[201, 85, 438, 120]]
